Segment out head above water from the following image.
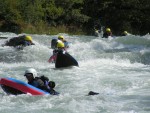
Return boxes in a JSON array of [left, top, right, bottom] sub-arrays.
[[48, 81, 55, 89], [25, 36, 32, 41], [57, 40, 64, 48], [58, 36, 64, 41], [106, 28, 111, 32], [123, 31, 128, 35], [24, 68, 37, 77]]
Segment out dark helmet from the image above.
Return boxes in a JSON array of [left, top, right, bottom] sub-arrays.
[[48, 81, 55, 89]]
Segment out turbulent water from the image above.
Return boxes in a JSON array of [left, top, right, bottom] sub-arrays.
[[0, 32, 150, 113]]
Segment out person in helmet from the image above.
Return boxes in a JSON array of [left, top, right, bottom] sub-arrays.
[[23, 35, 35, 46], [16, 35, 35, 49], [24, 68, 44, 88], [58, 35, 69, 48], [102, 28, 112, 38], [122, 31, 129, 36], [47, 81, 59, 95], [24, 68, 59, 95], [57, 40, 65, 49], [48, 40, 65, 63], [4, 35, 35, 47], [58, 35, 64, 41]]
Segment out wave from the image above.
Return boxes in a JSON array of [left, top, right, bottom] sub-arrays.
[[1, 33, 150, 65], [115, 34, 150, 47]]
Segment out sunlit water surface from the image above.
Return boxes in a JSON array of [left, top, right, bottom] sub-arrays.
[[0, 32, 150, 113]]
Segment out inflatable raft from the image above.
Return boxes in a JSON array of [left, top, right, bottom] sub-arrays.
[[0, 77, 49, 95]]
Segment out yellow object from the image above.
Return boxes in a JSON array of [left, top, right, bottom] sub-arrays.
[[57, 41, 64, 48], [58, 36, 64, 40], [106, 28, 111, 32], [123, 31, 128, 35], [25, 36, 32, 41]]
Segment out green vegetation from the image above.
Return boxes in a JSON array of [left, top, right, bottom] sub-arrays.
[[0, 0, 149, 35]]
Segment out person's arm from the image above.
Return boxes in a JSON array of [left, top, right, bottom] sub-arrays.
[[23, 41, 29, 46], [48, 54, 57, 63], [35, 78, 52, 93], [49, 89, 59, 95], [31, 42, 35, 45]]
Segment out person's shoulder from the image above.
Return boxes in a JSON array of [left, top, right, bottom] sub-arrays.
[[35, 77, 44, 82], [40, 75, 49, 81], [36, 79, 45, 86]]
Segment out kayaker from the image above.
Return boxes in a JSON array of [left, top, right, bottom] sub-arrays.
[[23, 35, 35, 46], [58, 35, 69, 48], [24, 68, 59, 95], [48, 40, 65, 63], [102, 28, 112, 38], [122, 31, 130, 36]]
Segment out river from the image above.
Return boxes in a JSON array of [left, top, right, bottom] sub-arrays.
[[0, 32, 150, 113]]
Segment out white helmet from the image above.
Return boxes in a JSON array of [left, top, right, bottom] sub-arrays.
[[24, 68, 37, 77]]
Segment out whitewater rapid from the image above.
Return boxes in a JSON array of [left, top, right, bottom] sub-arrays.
[[0, 32, 150, 113]]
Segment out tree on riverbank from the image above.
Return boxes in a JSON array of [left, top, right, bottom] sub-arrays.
[[0, 0, 149, 35]]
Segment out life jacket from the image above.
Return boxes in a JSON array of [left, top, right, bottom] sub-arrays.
[[38, 76, 56, 90], [28, 78, 45, 88], [37, 75, 49, 84], [37, 76, 59, 95]]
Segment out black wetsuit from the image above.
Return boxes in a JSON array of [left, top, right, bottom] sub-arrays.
[[102, 32, 112, 38], [22, 41, 35, 46]]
